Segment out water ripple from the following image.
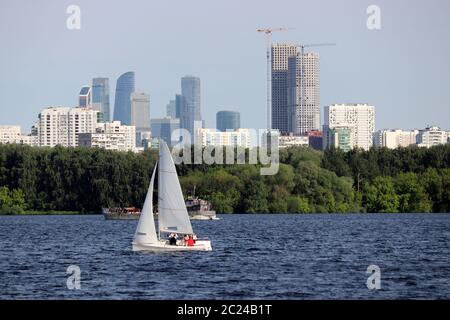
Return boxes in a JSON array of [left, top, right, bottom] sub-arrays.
[[0, 214, 449, 299]]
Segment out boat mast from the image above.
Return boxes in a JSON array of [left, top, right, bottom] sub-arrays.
[[158, 138, 161, 241]]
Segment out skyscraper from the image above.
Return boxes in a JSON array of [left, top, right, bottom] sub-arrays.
[[113, 71, 135, 125], [216, 110, 240, 132], [131, 92, 150, 147], [175, 94, 182, 118], [150, 117, 180, 148], [130, 92, 150, 132], [166, 99, 176, 118], [271, 44, 298, 134], [79, 86, 91, 107], [92, 77, 110, 122], [167, 94, 183, 119], [180, 75, 201, 142], [323, 104, 375, 151], [288, 52, 320, 135]]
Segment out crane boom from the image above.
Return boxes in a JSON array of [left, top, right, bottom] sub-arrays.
[[297, 43, 336, 55]]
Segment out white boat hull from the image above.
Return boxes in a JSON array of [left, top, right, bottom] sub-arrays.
[[132, 239, 212, 252]]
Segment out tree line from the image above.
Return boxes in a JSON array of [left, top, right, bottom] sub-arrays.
[[0, 143, 449, 214]]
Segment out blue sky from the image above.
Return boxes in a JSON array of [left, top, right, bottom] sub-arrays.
[[1, 0, 449, 132]]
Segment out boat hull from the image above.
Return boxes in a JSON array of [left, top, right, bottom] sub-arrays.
[[132, 240, 212, 252], [188, 210, 217, 220], [103, 213, 140, 220]]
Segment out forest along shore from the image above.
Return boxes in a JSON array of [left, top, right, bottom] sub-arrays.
[[0, 144, 449, 214]]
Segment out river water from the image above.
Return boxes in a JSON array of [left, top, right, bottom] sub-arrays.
[[0, 214, 449, 299]]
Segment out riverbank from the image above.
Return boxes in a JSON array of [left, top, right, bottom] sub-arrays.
[[0, 210, 99, 215], [1, 211, 447, 216]]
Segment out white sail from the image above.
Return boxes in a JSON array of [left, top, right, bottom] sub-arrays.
[[158, 141, 193, 235], [133, 162, 158, 245]]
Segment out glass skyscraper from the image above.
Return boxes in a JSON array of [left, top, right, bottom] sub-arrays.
[[216, 110, 240, 132], [175, 94, 182, 118], [180, 75, 201, 142], [113, 72, 135, 125], [150, 117, 180, 148], [92, 77, 110, 122], [79, 86, 91, 107]]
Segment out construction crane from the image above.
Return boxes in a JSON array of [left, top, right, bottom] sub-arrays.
[[297, 43, 336, 54], [257, 28, 291, 131]]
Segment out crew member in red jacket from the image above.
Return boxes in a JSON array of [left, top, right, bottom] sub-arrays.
[[186, 235, 195, 247]]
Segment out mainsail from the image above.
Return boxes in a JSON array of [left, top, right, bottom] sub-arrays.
[[158, 141, 193, 235], [133, 162, 158, 245]]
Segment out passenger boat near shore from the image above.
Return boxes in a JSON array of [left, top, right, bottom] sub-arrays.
[[185, 198, 218, 220], [102, 207, 141, 220], [103, 198, 217, 221]]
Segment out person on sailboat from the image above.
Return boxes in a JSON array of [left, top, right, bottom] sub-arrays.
[[193, 234, 198, 244], [186, 235, 195, 247], [169, 233, 177, 246]]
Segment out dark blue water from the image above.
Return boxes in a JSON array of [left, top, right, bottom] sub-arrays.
[[0, 214, 449, 299]]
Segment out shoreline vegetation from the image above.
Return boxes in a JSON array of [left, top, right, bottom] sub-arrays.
[[0, 144, 449, 215], [1, 211, 84, 215], [1, 212, 449, 216]]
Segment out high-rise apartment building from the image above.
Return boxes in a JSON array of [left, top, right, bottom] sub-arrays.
[[113, 72, 135, 125], [0, 125, 38, 146], [271, 43, 298, 133], [287, 52, 320, 135], [278, 134, 309, 148], [0, 125, 21, 144], [323, 104, 375, 151], [92, 77, 110, 122], [196, 128, 251, 148], [37, 107, 98, 147], [373, 129, 418, 149], [78, 121, 136, 152], [417, 126, 448, 148]]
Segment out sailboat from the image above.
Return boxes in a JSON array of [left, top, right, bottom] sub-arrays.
[[132, 140, 212, 252]]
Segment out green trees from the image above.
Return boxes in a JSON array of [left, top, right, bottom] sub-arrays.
[[287, 196, 310, 213], [0, 143, 449, 214], [394, 172, 432, 213], [0, 144, 157, 213], [362, 176, 399, 213], [0, 186, 26, 214], [422, 168, 450, 212]]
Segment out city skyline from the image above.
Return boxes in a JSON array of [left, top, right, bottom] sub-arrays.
[[1, 0, 450, 132]]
